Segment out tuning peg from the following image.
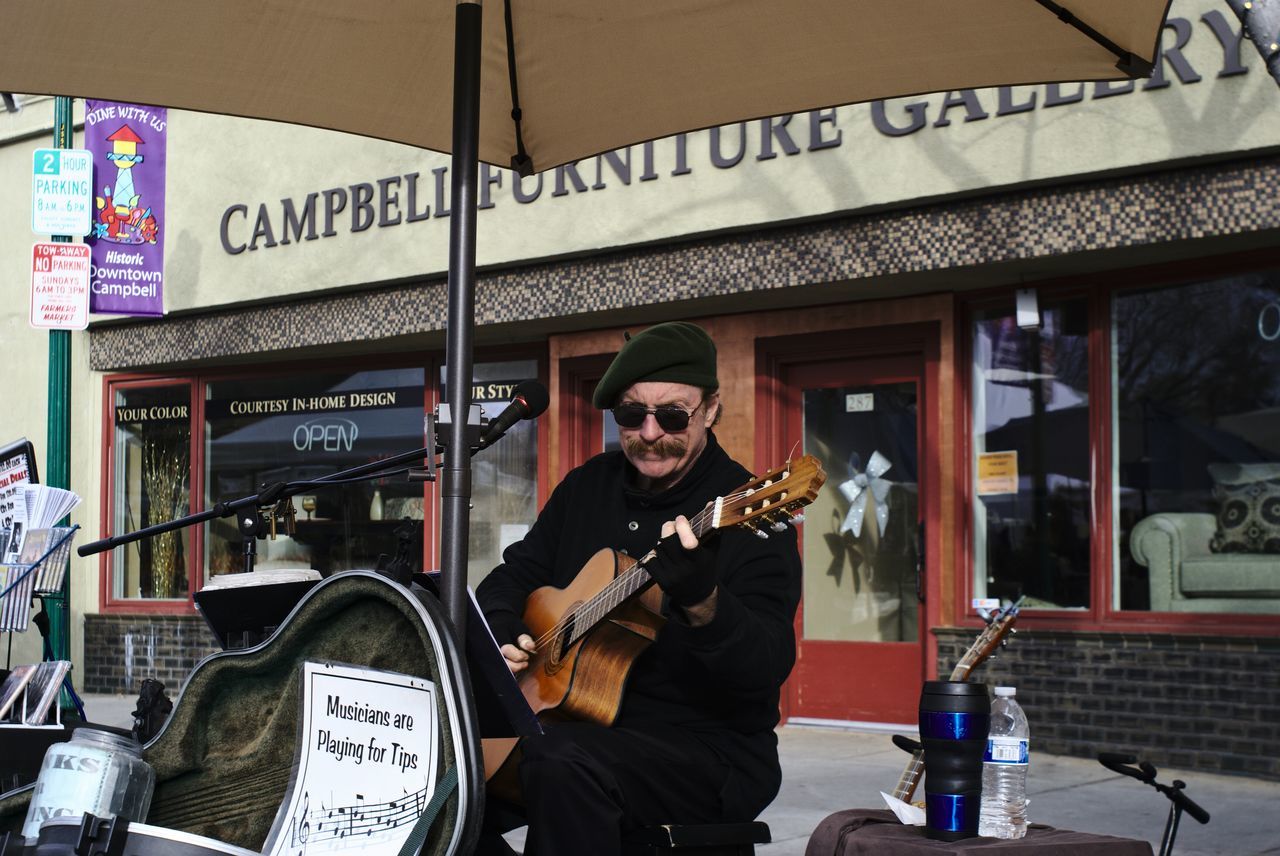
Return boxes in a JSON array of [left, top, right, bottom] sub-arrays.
[[770, 521, 789, 532], [755, 529, 770, 540], [280, 499, 297, 536], [790, 513, 805, 525]]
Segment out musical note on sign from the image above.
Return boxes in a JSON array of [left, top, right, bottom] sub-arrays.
[[286, 784, 434, 846]]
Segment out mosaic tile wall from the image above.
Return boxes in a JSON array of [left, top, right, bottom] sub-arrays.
[[89, 155, 1280, 371]]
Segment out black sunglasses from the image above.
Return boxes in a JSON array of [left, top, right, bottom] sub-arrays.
[[611, 401, 703, 432]]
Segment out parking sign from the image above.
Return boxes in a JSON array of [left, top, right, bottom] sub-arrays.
[[30, 242, 90, 330], [32, 148, 93, 237]]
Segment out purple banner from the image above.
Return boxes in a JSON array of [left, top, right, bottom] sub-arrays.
[[85, 101, 166, 316]]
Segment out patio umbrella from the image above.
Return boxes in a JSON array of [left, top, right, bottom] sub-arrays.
[[0, 0, 1173, 628]]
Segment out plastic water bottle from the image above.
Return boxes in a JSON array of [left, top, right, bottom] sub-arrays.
[[978, 686, 1029, 838]]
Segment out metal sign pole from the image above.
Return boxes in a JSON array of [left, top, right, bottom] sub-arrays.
[[47, 96, 74, 666]]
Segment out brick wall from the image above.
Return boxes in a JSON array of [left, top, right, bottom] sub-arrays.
[[83, 614, 220, 695], [935, 628, 1280, 781]]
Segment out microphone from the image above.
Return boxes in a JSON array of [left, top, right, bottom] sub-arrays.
[[478, 380, 549, 449]]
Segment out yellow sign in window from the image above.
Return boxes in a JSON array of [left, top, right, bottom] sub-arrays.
[[977, 451, 1019, 495]]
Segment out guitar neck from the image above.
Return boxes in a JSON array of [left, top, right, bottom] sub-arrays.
[[564, 499, 722, 648], [892, 750, 925, 803], [892, 631, 994, 802]]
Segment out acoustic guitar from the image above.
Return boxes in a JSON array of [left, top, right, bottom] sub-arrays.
[[482, 456, 826, 780], [889, 599, 1021, 804]]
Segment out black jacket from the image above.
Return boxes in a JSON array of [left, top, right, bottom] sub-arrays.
[[476, 431, 802, 817]]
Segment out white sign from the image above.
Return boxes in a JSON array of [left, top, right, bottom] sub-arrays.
[[31, 148, 93, 237], [265, 661, 439, 856], [30, 243, 90, 330], [845, 393, 874, 412]]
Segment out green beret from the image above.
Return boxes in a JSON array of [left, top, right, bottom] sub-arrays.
[[592, 321, 719, 409]]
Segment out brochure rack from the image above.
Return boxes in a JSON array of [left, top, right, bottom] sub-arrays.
[[0, 525, 78, 634], [0, 526, 85, 730]]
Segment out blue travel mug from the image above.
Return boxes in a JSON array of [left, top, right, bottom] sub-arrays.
[[919, 680, 990, 841]]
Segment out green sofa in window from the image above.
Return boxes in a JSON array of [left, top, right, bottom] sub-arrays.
[[1131, 512, 1280, 613]]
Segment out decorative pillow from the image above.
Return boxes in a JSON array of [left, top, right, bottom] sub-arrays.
[[1206, 462, 1280, 486], [1209, 476, 1280, 554]]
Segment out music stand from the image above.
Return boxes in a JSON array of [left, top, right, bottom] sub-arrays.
[[417, 572, 542, 739]]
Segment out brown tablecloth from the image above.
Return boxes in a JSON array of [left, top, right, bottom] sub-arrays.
[[804, 810, 1154, 856]]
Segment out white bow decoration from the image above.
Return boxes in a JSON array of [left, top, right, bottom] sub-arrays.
[[838, 450, 893, 538]]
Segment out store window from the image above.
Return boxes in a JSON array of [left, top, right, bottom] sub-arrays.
[[803, 381, 920, 643], [110, 383, 193, 600], [446, 360, 540, 587], [971, 297, 1092, 610], [106, 356, 545, 610], [204, 369, 426, 578], [1113, 273, 1280, 614]]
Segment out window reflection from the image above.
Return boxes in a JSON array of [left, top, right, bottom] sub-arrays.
[[440, 360, 540, 588], [803, 383, 919, 642], [204, 369, 425, 578], [972, 299, 1091, 609], [1114, 276, 1280, 613]]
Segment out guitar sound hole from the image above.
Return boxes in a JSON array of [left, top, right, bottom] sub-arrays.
[[550, 612, 577, 667]]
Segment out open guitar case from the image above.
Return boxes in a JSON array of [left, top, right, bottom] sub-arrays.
[[0, 571, 485, 856]]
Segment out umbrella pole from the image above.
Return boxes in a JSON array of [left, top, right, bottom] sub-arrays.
[[440, 0, 483, 635]]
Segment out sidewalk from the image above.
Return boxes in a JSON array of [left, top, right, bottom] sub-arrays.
[[77, 695, 1280, 855]]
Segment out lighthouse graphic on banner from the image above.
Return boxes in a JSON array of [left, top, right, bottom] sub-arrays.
[[85, 100, 167, 316]]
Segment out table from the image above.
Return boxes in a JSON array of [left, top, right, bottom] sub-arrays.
[[805, 810, 1153, 856]]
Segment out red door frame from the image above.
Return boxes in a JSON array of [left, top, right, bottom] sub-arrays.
[[757, 323, 943, 723], [556, 353, 615, 479]]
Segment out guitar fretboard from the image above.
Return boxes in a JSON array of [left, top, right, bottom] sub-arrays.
[[559, 498, 721, 648]]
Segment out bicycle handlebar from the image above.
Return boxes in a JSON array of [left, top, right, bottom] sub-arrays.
[[1096, 752, 1210, 825], [1167, 782, 1211, 825]]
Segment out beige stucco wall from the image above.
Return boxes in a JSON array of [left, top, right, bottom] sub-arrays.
[[0, 96, 99, 670], [143, 0, 1280, 312]]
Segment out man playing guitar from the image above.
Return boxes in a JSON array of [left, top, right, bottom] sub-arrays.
[[475, 321, 803, 855]]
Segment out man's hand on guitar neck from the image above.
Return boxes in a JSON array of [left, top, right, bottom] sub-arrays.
[[651, 516, 719, 626]]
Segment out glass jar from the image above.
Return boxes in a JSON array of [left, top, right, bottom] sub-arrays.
[[22, 728, 155, 839]]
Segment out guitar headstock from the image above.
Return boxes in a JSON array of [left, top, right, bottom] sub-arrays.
[[713, 455, 826, 537], [950, 598, 1022, 681]]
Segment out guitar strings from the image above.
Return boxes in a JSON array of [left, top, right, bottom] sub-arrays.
[[529, 502, 721, 651]]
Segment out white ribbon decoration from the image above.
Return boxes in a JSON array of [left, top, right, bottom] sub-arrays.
[[838, 450, 893, 538]]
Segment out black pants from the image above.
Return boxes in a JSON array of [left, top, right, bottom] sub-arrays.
[[476, 721, 733, 856]]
